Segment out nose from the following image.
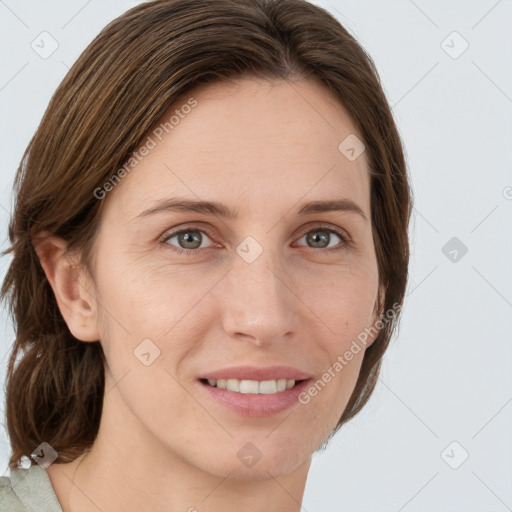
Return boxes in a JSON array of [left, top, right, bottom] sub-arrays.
[[220, 248, 299, 347]]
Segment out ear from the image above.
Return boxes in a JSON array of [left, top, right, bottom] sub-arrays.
[[365, 284, 386, 348], [31, 229, 100, 342]]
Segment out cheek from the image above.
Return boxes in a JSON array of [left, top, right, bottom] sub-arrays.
[[93, 259, 221, 396], [293, 264, 377, 416], [96, 254, 211, 330], [300, 261, 378, 336]]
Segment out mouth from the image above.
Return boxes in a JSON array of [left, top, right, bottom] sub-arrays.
[[197, 366, 312, 417]]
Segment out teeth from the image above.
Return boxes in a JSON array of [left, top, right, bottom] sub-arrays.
[[259, 380, 277, 394], [205, 378, 297, 394], [226, 379, 240, 392], [240, 380, 259, 394]]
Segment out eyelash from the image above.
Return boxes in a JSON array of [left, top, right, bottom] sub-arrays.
[[160, 224, 352, 256]]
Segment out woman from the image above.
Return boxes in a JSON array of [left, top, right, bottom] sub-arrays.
[[0, 0, 412, 510]]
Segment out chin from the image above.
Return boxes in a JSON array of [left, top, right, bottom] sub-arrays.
[[199, 434, 313, 481], [208, 455, 309, 482]]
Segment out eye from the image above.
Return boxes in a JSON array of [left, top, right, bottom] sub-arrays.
[[160, 224, 351, 256], [295, 225, 350, 251], [161, 227, 216, 255]]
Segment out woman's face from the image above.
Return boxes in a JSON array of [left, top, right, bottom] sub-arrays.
[[86, 77, 382, 479]]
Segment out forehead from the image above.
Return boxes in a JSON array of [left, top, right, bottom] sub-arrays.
[[102, 77, 370, 219]]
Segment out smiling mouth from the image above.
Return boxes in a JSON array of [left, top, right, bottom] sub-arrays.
[[200, 378, 307, 394]]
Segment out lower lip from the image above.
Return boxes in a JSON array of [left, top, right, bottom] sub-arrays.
[[198, 379, 311, 418]]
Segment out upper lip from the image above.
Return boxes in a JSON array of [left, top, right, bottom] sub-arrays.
[[200, 365, 311, 381]]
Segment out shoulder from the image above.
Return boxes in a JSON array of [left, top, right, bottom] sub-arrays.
[[0, 464, 63, 511], [0, 473, 26, 511]]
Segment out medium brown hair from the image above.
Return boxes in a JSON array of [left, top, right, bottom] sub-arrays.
[[1, 0, 412, 469]]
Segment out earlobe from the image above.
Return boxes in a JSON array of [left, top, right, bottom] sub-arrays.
[[32, 229, 100, 342]]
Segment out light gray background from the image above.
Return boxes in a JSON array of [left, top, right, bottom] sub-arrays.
[[0, 1, 511, 510]]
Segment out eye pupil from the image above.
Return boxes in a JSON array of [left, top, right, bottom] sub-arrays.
[[178, 230, 202, 249], [307, 229, 330, 248]]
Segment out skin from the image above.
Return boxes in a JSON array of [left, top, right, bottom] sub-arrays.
[[37, 76, 384, 512]]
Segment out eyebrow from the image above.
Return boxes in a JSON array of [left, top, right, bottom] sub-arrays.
[[131, 197, 367, 222]]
